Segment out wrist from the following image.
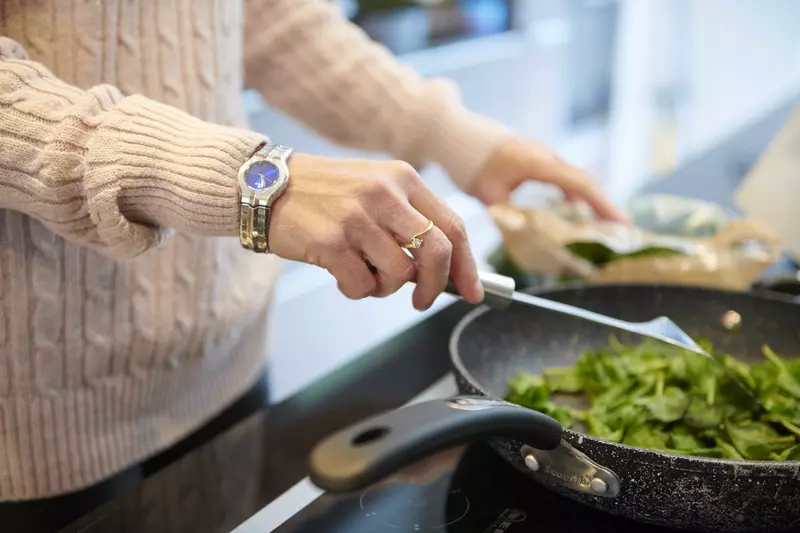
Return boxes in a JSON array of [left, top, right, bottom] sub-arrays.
[[98, 94, 268, 255], [236, 142, 295, 253], [424, 104, 515, 192]]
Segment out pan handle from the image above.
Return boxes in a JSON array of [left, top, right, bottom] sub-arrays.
[[519, 442, 621, 498], [308, 396, 562, 493], [443, 271, 516, 310]]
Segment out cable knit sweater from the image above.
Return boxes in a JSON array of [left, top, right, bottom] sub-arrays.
[[0, 0, 512, 500]]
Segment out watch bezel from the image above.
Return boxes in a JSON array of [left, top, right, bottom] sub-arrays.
[[237, 151, 291, 206]]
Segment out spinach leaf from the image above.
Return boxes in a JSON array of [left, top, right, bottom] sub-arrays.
[[763, 345, 800, 398], [635, 374, 689, 423], [586, 412, 624, 443], [725, 421, 796, 460], [506, 372, 549, 410], [773, 444, 800, 461], [543, 366, 583, 393], [669, 427, 703, 450], [565, 242, 683, 268], [684, 396, 724, 429], [504, 338, 800, 461], [623, 424, 669, 450]]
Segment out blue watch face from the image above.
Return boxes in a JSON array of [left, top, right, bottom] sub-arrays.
[[244, 161, 280, 191]]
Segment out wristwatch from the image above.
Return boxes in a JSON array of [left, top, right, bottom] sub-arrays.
[[237, 142, 294, 253]]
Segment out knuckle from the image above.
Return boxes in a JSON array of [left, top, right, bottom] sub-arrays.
[[573, 175, 593, 192], [390, 160, 416, 177], [566, 169, 596, 191], [347, 276, 376, 300], [338, 283, 359, 300], [387, 260, 416, 287], [447, 215, 468, 242], [320, 229, 348, 255], [389, 160, 421, 187], [342, 205, 369, 232], [359, 177, 405, 216], [304, 252, 323, 268], [398, 260, 417, 283], [361, 176, 394, 201], [375, 260, 415, 297], [429, 233, 453, 263]]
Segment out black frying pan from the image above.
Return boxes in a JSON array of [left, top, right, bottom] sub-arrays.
[[309, 285, 800, 532]]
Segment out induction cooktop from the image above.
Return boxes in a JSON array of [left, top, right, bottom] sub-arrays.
[[265, 441, 680, 533], [234, 374, 684, 533]]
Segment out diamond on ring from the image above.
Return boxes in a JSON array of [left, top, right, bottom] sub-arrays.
[[403, 220, 434, 249]]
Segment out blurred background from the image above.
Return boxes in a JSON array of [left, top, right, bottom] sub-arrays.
[[243, 0, 800, 401]]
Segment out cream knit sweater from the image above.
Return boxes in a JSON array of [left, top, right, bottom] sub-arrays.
[[0, 0, 512, 500]]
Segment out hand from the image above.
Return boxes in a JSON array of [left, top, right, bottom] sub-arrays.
[[269, 154, 484, 310], [469, 139, 628, 222]]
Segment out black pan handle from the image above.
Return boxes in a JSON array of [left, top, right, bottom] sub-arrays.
[[308, 396, 562, 493]]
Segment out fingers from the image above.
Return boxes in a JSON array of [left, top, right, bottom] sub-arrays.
[[356, 224, 416, 298], [493, 142, 627, 223], [384, 167, 483, 309], [368, 179, 454, 310], [407, 223, 453, 311], [403, 181, 483, 307], [326, 250, 377, 300], [543, 158, 628, 223], [562, 172, 628, 223], [292, 157, 481, 309]]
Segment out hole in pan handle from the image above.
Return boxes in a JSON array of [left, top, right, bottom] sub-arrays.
[[308, 396, 562, 493]]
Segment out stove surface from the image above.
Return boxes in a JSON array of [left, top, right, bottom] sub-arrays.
[[272, 442, 681, 533]]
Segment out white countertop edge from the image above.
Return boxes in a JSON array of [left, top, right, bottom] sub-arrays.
[[231, 374, 458, 533]]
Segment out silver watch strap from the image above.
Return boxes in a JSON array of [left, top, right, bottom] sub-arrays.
[[239, 203, 271, 253], [239, 143, 291, 254]]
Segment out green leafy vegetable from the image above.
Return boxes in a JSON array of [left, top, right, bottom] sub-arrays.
[[543, 366, 584, 393], [724, 421, 796, 460], [565, 242, 683, 267], [505, 338, 800, 460], [668, 427, 702, 450], [623, 423, 669, 450]]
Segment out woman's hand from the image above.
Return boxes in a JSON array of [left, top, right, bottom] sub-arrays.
[[470, 139, 628, 223], [269, 154, 484, 310]]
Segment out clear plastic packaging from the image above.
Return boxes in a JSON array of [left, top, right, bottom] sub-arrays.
[[488, 195, 782, 291]]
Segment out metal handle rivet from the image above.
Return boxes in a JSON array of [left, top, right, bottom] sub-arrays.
[[524, 454, 540, 472], [590, 477, 608, 494]]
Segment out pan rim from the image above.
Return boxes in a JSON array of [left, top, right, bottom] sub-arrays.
[[448, 282, 800, 468]]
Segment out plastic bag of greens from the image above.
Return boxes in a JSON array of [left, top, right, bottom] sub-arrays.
[[488, 195, 782, 291]]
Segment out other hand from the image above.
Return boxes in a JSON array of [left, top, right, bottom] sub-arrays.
[[269, 154, 484, 310], [470, 139, 628, 222]]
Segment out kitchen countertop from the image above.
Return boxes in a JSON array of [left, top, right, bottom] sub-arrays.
[[54, 97, 800, 533]]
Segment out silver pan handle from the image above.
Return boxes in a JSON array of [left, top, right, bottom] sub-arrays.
[[519, 442, 620, 498], [444, 271, 516, 310]]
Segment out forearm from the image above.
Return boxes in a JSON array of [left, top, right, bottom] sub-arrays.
[[0, 37, 266, 259], [243, 0, 513, 190]]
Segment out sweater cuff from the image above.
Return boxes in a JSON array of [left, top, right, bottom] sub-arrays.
[[85, 95, 268, 258]]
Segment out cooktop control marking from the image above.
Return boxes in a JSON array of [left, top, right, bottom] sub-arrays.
[[359, 486, 470, 530]]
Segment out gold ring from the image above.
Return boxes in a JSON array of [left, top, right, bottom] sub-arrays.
[[403, 220, 434, 249]]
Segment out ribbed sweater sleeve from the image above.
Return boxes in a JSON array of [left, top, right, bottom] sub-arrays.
[[0, 37, 267, 260], [243, 0, 515, 191]]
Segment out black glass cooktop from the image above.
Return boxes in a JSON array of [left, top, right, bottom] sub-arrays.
[[274, 442, 680, 533]]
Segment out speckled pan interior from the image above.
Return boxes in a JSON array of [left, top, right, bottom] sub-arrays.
[[450, 284, 800, 532]]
